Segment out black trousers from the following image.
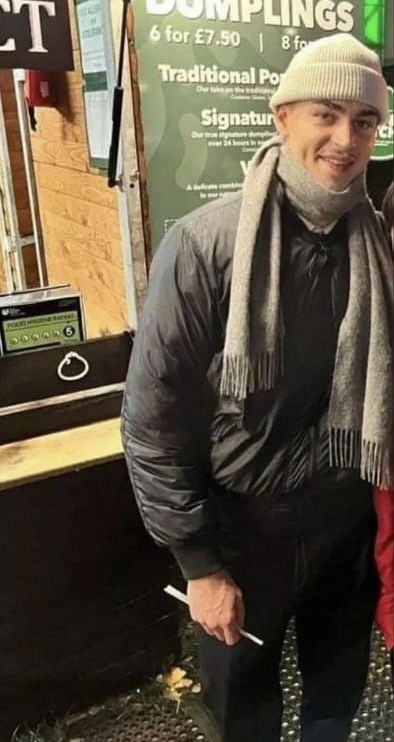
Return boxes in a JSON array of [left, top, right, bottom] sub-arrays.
[[197, 472, 378, 742]]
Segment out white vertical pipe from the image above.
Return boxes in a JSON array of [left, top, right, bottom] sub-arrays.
[[0, 89, 26, 291], [13, 69, 48, 287], [107, 0, 142, 329]]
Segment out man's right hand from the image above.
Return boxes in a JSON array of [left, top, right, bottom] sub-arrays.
[[187, 570, 245, 646]]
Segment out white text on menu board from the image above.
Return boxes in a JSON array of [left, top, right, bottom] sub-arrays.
[[146, 0, 355, 32]]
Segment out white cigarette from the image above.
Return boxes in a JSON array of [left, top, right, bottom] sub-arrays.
[[164, 584, 264, 647]]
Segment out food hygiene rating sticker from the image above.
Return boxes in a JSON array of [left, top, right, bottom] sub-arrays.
[[372, 87, 393, 162]]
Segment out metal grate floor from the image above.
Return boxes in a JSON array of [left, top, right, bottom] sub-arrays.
[[69, 709, 209, 742], [279, 622, 393, 741], [68, 626, 393, 742]]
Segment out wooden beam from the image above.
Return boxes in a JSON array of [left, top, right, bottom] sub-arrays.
[[0, 417, 123, 490]]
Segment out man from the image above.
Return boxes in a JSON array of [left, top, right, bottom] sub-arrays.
[[122, 34, 393, 742]]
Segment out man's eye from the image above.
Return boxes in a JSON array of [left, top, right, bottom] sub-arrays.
[[356, 120, 373, 130], [315, 112, 334, 122]]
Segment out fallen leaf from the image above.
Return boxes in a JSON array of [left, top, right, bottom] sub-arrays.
[[157, 666, 196, 702]]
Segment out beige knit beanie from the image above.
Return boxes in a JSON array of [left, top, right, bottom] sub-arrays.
[[270, 33, 388, 123]]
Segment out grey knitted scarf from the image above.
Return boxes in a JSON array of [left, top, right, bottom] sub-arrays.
[[220, 135, 393, 488]]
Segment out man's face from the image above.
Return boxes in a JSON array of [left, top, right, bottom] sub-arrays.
[[274, 100, 379, 191]]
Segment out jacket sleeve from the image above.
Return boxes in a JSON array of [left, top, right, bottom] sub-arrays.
[[121, 222, 225, 580], [373, 487, 394, 651]]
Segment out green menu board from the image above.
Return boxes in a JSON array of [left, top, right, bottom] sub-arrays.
[[373, 85, 393, 161], [133, 1, 390, 250]]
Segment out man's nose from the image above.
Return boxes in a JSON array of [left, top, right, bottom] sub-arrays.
[[332, 120, 356, 149]]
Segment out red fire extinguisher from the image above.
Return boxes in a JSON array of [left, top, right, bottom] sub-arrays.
[[24, 70, 57, 130]]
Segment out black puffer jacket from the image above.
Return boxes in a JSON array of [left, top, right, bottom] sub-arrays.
[[122, 190, 355, 580]]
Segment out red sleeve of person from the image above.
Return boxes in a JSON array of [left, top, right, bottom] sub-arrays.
[[374, 487, 394, 651], [374, 182, 394, 653]]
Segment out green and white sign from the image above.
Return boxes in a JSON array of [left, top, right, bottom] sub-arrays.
[[75, 0, 115, 169], [372, 86, 393, 161], [133, 1, 388, 250]]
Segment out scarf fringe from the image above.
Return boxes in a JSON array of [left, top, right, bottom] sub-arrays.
[[220, 350, 283, 400], [328, 428, 390, 488]]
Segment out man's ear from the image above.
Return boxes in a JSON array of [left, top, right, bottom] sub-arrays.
[[273, 105, 290, 136]]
